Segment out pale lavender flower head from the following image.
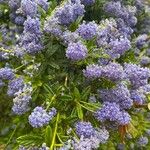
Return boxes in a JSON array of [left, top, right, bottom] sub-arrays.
[[21, 0, 37, 17], [108, 37, 131, 58], [44, 17, 63, 37], [137, 136, 149, 146], [0, 67, 14, 80], [75, 121, 95, 138], [35, 0, 49, 11], [81, 0, 95, 6], [124, 63, 150, 89], [62, 31, 80, 45], [95, 102, 121, 122], [77, 21, 98, 40], [136, 34, 148, 49], [83, 64, 102, 79], [117, 111, 131, 125], [130, 90, 145, 105], [24, 17, 41, 35], [102, 62, 125, 82], [99, 83, 133, 109], [66, 41, 87, 60], [7, 77, 24, 97], [29, 107, 56, 128]]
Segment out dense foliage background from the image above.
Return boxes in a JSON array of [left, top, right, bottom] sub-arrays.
[[0, 0, 150, 149]]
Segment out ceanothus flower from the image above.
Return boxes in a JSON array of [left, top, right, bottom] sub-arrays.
[[75, 121, 95, 138], [117, 111, 131, 125], [108, 37, 131, 58], [66, 41, 87, 60], [21, 0, 37, 17], [94, 128, 109, 144], [0, 67, 14, 80], [77, 21, 98, 40], [0, 80, 5, 87], [44, 17, 63, 38], [95, 102, 121, 122], [130, 90, 145, 105], [29, 107, 56, 128], [8, 0, 21, 10], [35, 0, 49, 11], [135, 34, 148, 49], [81, 0, 95, 6], [7, 77, 24, 97], [137, 136, 149, 146], [24, 16, 41, 35], [62, 30, 80, 45], [99, 83, 133, 109], [55, 0, 84, 26], [124, 63, 150, 89], [12, 83, 32, 115], [102, 62, 125, 82], [14, 16, 26, 26], [83, 64, 103, 79], [72, 135, 100, 150]]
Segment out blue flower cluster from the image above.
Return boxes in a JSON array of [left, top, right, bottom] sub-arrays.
[[66, 41, 87, 60], [95, 102, 131, 125], [21, 16, 43, 54], [12, 82, 32, 115], [28, 107, 56, 128]]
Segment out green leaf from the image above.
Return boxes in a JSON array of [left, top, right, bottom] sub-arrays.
[[74, 87, 80, 100], [76, 104, 83, 120], [128, 123, 139, 138], [49, 61, 60, 70], [81, 86, 91, 101], [17, 134, 43, 147], [45, 125, 52, 147], [61, 94, 73, 102]]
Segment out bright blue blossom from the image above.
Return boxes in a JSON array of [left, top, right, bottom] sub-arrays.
[[77, 21, 98, 40], [66, 41, 87, 60], [0, 67, 14, 80], [75, 121, 95, 138], [7, 77, 24, 97], [83, 64, 102, 79], [29, 107, 56, 128]]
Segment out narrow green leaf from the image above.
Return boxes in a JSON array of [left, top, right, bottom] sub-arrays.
[[45, 125, 52, 147], [81, 86, 91, 101], [74, 87, 80, 100], [76, 104, 83, 120]]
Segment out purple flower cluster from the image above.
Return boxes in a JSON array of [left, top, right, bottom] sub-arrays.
[[135, 34, 148, 49], [96, 18, 131, 59], [55, 0, 85, 26], [130, 90, 145, 105], [77, 21, 98, 40], [104, 1, 137, 28], [99, 83, 133, 109], [81, 0, 95, 6], [44, 17, 63, 38], [124, 63, 150, 89], [12, 83, 32, 115], [83, 64, 102, 79], [66, 41, 87, 60], [95, 102, 131, 125], [21, 0, 37, 17], [62, 30, 80, 45], [0, 67, 14, 80], [102, 62, 125, 82], [75, 121, 95, 138], [29, 107, 56, 128], [21, 16, 43, 54], [7, 77, 24, 97], [137, 136, 149, 146]]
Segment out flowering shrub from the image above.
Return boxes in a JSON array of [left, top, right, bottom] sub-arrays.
[[0, 0, 150, 149]]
